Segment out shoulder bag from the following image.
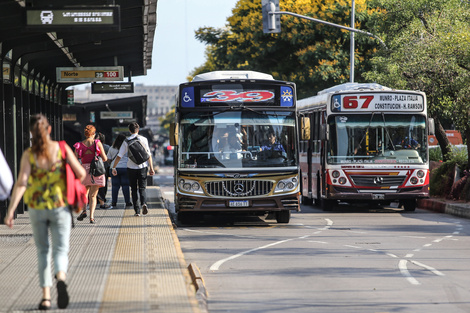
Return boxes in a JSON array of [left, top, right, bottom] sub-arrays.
[[90, 141, 106, 180], [59, 141, 88, 214]]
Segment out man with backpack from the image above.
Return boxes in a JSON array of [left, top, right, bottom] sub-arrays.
[[111, 122, 155, 216]]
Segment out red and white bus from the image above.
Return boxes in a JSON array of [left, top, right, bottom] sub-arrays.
[[298, 83, 433, 211]]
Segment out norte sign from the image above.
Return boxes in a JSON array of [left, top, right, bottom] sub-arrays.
[[25, 6, 120, 31], [56, 66, 124, 83]]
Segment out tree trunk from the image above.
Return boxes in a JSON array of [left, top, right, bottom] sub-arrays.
[[433, 117, 451, 161], [465, 127, 470, 170]]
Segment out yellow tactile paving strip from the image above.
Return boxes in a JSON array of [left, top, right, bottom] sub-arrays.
[[99, 190, 199, 313]]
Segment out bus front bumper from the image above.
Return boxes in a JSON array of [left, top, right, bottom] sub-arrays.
[[176, 193, 300, 213]]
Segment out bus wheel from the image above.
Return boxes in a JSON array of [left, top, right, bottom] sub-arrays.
[[276, 210, 291, 223], [403, 199, 417, 212], [302, 195, 313, 205], [321, 199, 335, 211], [177, 212, 199, 225]]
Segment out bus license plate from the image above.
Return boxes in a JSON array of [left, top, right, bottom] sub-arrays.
[[372, 194, 385, 200], [229, 200, 249, 207]]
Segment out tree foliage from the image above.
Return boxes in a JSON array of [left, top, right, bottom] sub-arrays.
[[192, 0, 382, 98], [364, 0, 470, 164]]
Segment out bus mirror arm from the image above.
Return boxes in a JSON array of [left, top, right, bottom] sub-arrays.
[[428, 118, 435, 136], [320, 124, 329, 141], [170, 122, 178, 146]]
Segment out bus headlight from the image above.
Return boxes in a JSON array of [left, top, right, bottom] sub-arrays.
[[417, 170, 425, 178], [410, 177, 418, 185], [275, 177, 299, 193], [178, 179, 203, 194]]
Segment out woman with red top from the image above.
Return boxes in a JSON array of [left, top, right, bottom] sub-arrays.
[[73, 125, 108, 223]]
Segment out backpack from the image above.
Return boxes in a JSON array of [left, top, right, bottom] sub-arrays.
[[126, 136, 150, 165]]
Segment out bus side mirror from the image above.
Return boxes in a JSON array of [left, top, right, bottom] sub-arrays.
[[320, 123, 329, 141], [170, 122, 178, 146], [428, 118, 435, 136], [301, 117, 310, 140]]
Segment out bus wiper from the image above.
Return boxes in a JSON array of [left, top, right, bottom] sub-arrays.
[[381, 113, 396, 150]]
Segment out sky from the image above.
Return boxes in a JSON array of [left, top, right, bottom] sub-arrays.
[[131, 0, 239, 86]]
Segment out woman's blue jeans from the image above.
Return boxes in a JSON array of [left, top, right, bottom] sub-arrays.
[[29, 206, 71, 288]]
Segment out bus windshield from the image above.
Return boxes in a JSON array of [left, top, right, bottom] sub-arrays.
[[328, 114, 427, 164], [179, 111, 297, 169]]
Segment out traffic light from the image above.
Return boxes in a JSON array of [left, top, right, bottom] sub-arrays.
[[262, 0, 281, 33]]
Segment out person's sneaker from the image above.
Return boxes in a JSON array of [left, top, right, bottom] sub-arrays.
[[142, 204, 148, 215], [100, 204, 111, 209], [126, 203, 133, 208], [134, 213, 141, 217]]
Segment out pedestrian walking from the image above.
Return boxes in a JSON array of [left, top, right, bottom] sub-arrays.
[[4, 114, 86, 310], [96, 132, 111, 209], [111, 123, 155, 216], [107, 134, 132, 209], [73, 125, 108, 223]]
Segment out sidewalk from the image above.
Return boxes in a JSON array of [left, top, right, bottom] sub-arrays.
[[0, 186, 201, 313], [418, 197, 470, 219]]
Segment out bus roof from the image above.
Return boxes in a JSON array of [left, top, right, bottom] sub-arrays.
[[192, 70, 274, 82], [317, 82, 391, 95]]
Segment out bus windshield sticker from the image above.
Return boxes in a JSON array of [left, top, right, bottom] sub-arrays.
[[331, 93, 424, 112]]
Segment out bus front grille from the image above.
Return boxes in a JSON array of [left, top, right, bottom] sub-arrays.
[[350, 175, 407, 187], [205, 180, 273, 197]]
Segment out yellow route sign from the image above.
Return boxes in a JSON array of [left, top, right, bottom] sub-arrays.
[[56, 66, 124, 83]]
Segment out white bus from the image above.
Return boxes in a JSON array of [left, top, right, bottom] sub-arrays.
[[298, 83, 433, 211], [171, 71, 300, 223]]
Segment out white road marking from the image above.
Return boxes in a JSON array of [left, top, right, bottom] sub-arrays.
[[399, 260, 420, 285], [210, 238, 296, 271], [410, 260, 445, 276]]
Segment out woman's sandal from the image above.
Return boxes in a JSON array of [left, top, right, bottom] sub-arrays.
[[77, 211, 87, 221], [38, 298, 51, 310], [57, 280, 69, 309], [90, 218, 95, 224]]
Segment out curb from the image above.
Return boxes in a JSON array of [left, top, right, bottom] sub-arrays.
[[188, 263, 209, 313], [418, 198, 470, 219]]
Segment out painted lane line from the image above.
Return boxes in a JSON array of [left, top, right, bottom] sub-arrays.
[[182, 228, 258, 239], [409, 260, 445, 276], [399, 260, 420, 285], [386, 253, 398, 258], [308, 241, 328, 244], [405, 254, 414, 258], [210, 237, 296, 271]]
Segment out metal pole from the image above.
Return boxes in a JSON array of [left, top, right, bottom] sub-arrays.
[[350, 0, 355, 83]]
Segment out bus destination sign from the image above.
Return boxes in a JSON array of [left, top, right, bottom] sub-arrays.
[[331, 93, 424, 113], [25, 6, 120, 31]]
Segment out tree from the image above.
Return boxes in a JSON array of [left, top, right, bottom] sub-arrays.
[[192, 0, 382, 98], [364, 0, 470, 164]]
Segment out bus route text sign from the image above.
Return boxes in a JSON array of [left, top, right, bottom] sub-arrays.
[[331, 92, 425, 113], [25, 6, 120, 31], [56, 66, 124, 83]]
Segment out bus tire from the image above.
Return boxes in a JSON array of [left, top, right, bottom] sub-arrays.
[[302, 195, 313, 205], [403, 199, 417, 212], [276, 210, 291, 223], [321, 199, 335, 211]]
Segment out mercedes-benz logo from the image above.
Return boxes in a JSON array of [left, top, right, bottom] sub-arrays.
[[234, 183, 245, 194], [373, 177, 384, 185]]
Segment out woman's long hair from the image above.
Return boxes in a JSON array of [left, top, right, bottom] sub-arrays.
[[29, 114, 51, 162], [112, 134, 126, 149]]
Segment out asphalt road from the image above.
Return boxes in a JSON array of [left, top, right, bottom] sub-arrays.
[[155, 169, 470, 313]]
